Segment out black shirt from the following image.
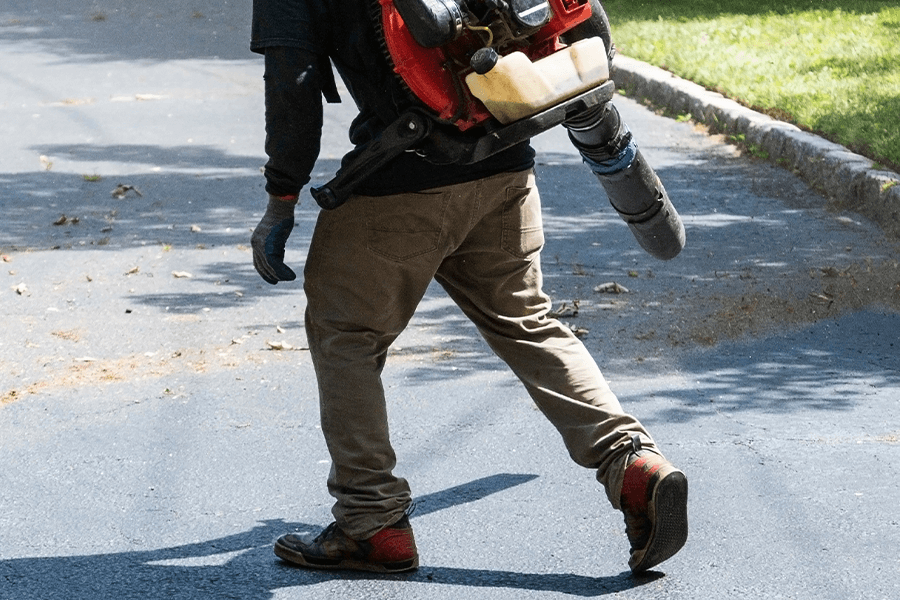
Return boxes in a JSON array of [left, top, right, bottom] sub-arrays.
[[251, 0, 535, 197]]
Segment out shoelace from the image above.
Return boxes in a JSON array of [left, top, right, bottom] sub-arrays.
[[314, 522, 340, 543]]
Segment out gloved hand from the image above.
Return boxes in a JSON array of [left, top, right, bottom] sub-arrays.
[[251, 194, 299, 284]]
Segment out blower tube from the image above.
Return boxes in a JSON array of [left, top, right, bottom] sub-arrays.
[[565, 102, 685, 260]]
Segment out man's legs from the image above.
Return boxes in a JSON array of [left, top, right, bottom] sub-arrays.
[[283, 170, 686, 572]]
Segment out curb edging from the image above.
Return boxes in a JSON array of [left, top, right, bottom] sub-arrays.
[[611, 55, 900, 239]]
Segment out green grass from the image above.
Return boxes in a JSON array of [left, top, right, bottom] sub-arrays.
[[602, 0, 900, 171]]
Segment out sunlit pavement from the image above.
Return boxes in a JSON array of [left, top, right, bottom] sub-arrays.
[[2, 4, 899, 599]]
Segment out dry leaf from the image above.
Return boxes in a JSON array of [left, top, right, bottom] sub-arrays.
[[267, 340, 293, 351], [172, 271, 193, 278], [566, 323, 589, 338], [594, 282, 629, 294], [548, 301, 580, 318], [111, 184, 143, 198], [125, 266, 140, 275], [52, 215, 79, 226]]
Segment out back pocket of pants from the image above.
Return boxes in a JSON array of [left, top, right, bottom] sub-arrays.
[[364, 191, 448, 262]]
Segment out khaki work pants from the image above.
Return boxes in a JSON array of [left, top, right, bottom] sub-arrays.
[[303, 169, 658, 539]]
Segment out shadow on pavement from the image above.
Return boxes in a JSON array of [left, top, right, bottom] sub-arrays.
[[1, 0, 252, 61], [642, 308, 900, 424], [0, 473, 657, 599]]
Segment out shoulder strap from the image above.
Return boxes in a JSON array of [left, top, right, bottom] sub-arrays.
[[319, 54, 341, 104]]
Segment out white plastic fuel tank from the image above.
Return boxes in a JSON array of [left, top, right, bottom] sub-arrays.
[[464, 36, 610, 124]]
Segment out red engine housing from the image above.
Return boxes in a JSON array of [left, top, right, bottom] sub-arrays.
[[380, 0, 593, 131]]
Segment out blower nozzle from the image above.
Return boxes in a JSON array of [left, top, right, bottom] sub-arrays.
[[565, 103, 685, 260]]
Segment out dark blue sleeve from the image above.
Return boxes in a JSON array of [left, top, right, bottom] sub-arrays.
[[262, 46, 324, 197]]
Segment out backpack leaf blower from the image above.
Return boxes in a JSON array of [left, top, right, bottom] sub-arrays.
[[311, 0, 685, 260]]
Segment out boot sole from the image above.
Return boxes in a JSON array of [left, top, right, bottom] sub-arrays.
[[629, 469, 688, 573], [274, 539, 419, 574]]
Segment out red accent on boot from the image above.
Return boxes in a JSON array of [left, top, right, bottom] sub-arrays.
[[621, 455, 664, 511], [367, 526, 416, 563]]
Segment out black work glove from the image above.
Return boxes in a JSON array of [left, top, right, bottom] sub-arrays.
[[251, 194, 298, 284]]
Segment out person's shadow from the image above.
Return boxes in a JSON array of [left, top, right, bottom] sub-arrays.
[[1, 474, 662, 599]]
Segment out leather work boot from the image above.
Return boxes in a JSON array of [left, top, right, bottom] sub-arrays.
[[620, 435, 688, 573], [274, 515, 419, 573]]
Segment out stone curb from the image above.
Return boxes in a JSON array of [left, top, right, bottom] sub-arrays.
[[611, 55, 900, 239]]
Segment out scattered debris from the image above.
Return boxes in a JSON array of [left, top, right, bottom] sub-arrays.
[[13, 283, 29, 295], [39, 155, 53, 171], [572, 264, 589, 277], [56, 98, 92, 108], [2, 255, 12, 263], [594, 282, 629, 294], [565, 323, 590, 338], [51, 330, 81, 342], [52, 215, 80, 226], [111, 94, 169, 103], [809, 292, 834, 305], [125, 266, 140, 275], [549, 300, 580, 318], [171, 271, 193, 279], [111, 184, 143, 199], [190, 225, 202, 233], [267, 340, 294, 351]]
